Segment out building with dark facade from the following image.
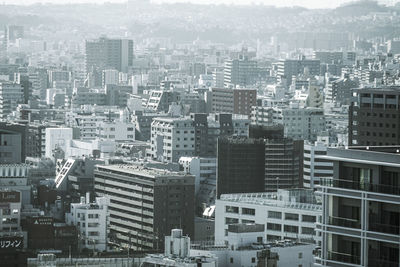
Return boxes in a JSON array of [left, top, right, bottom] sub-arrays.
[[217, 136, 303, 198], [94, 164, 195, 252], [349, 86, 400, 146], [316, 146, 400, 267]]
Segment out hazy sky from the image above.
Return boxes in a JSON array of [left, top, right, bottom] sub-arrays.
[[0, 0, 393, 9]]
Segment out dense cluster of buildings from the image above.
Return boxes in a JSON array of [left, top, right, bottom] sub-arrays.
[[0, 2, 400, 266]]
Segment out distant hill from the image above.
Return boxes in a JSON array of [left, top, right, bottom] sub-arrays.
[[331, 0, 389, 16]]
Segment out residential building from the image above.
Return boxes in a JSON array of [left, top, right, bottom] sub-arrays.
[[0, 129, 22, 164], [66, 195, 109, 252], [209, 87, 257, 116], [94, 164, 195, 251], [224, 57, 258, 88], [316, 146, 400, 267], [0, 82, 24, 119], [277, 58, 320, 86], [303, 142, 333, 189], [148, 113, 249, 163], [85, 37, 133, 73]]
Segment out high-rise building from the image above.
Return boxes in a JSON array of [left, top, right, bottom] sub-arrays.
[[85, 37, 133, 73], [5, 25, 24, 44], [224, 57, 258, 88], [348, 86, 400, 146], [277, 58, 320, 86], [217, 136, 303, 198], [94, 164, 195, 251], [209, 88, 257, 116], [316, 146, 400, 267]]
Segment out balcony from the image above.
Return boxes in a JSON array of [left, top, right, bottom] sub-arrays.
[[328, 251, 361, 265], [368, 259, 399, 267], [369, 215, 400, 235], [320, 178, 400, 195], [329, 216, 361, 229]]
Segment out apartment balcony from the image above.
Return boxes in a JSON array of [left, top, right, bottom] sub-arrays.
[[368, 258, 399, 267], [320, 178, 400, 196], [369, 215, 400, 235], [327, 251, 361, 265], [329, 216, 361, 229]]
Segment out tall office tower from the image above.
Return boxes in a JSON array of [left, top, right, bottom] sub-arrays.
[[348, 86, 400, 146], [217, 137, 266, 198], [149, 113, 249, 163], [224, 57, 258, 88], [276, 57, 320, 86], [316, 146, 400, 267], [303, 141, 333, 189], [0, 82, 24, 120], [85, 37, 133, 73], [264, 138, 304, 192], [94, 164, 195, 251], [209, 88, 257, 116], [217, 136, 303, 198]]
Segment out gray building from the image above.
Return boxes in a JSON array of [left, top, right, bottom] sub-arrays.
[[85, 37, 133, 73], [0, 129, 22, 164], [94, 164, 195, 251]]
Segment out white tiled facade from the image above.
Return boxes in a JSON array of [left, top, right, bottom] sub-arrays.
[[215, 189, 322, 245], [303, 142, 333, 189], [66, 196, 109, 252]]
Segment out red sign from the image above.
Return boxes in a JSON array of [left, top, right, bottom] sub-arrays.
[[0, 192, 20, 203]]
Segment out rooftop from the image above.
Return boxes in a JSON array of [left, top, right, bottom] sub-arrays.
[[96, 164, 190, 178], [220, 189, 321, 211]]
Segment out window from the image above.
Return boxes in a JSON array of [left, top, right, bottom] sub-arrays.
[[268, 211, 281, 219], [302, 215, 316, 223], [230, 258, 233, 263], [267, 223, 281, 231], [299, 253, 303, 259], [301, 227, 315, 235], [225, 217, 239, 224], [284, 225, 298, 233], [225, 206, 239, 213], [252, 257, 256, 263], [285, 213, 299, 221], [242, 208, 255, 216]]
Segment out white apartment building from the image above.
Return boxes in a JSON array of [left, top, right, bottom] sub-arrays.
[[149, 117, 195, 162], [97, 121, 135, 142], [66, 195, 109, 252], [303, 142, 333, 189], [215, 189, 322, 245]]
